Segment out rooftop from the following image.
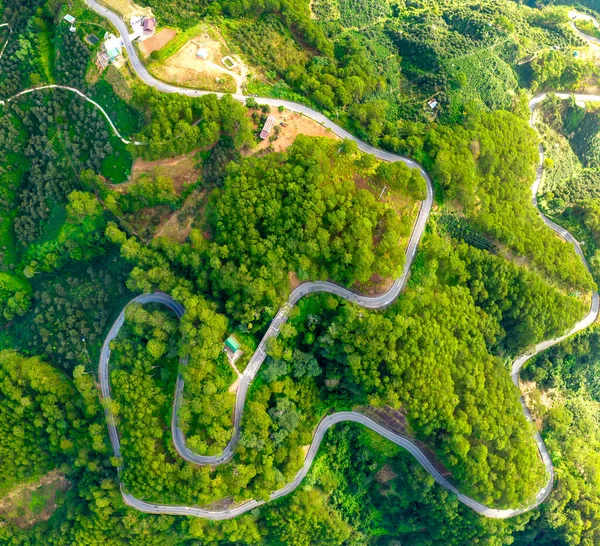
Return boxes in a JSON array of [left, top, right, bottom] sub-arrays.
[[225, 336, 241, 353]]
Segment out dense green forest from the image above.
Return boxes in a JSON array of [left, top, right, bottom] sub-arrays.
[[2, 0, 600, 543]]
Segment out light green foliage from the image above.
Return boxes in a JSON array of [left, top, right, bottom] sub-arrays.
[[126, 173, 178, 210], [425, 110, 594, 291], [201, 136, 411, 324], [291, 231, 578, 507], [574, 17, 600, 40], [263, 489, 352, 545], [0, 272, 31, 321], [531, 50, 593, 93], [375, 160, 427, 199], [138, 91, 255, 159], [445, 49, 518, 119], [0, 351, 84, 493], [178, 294, 234, 455]]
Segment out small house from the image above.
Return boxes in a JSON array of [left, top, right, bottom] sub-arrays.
[[63, 14, 76, 24], [260, 116, 276, 139], [197, 48, 208, 60], [104, 33, 122, 62], [225, 336, 240, 354], [224, 335, 243, 364], [143, 18, 156, 34], [427, 99, 438, 109]]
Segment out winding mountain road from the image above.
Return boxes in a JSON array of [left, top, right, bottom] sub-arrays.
[[569, 10, 600, 47], [84, 0, 600, 520], [3, 0, 599, 521]]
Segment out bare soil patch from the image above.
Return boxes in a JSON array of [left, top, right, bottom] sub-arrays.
[[289, 271, 301, 290], [375, 464, 398, 484], [0, 470, 70, 529], [149, 31, 240, 93], [140, 29, 177, 57], [127, 151, 201, 194], [252, 110, 339, 155], [154, 188, 207, 243], [126, 205, 173, 242], [228, 378, 240, 394]]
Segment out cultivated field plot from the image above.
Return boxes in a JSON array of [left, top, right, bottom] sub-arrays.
[[148, 31, 243, 93], [140, 29, 177, 57]]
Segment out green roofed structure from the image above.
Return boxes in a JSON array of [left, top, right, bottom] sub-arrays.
[[225, 336, 240, 353]]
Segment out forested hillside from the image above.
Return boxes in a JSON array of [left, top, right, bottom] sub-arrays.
[[2, 0, 600, 543]]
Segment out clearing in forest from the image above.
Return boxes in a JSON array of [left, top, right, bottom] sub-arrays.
[[140, 29, 177, 57], [123, 150, 202, 193], [251, 110, 338, 154], [148, 29, 247, 94], [0, 470, 70, 528]]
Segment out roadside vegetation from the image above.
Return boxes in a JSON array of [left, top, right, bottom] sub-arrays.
[[536, 95, 600, 282]]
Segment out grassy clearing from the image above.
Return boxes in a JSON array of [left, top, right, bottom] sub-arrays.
[[33, 201, 67, 246], [90, 72, 142, 136], [149, 63, 237, 93], [101, 136, 133, 183]]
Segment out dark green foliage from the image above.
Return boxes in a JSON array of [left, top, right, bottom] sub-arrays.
[[53, 23, 89, 87], [0, 0, 50, 95], [6, 90, 125, 246], [298, 424, 528, 545], [523, 328, 600, 401], [89, 78, 143, 137], [457, 243, 585, 352], [201, 136, 241, 188], [570, 109, 600, 168], [24, 191, 108, 273], [9, 255, 131, 372], [438, 213, 498, 253]]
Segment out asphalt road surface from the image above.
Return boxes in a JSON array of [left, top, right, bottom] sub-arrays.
[[54, 1, 600, 520]]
